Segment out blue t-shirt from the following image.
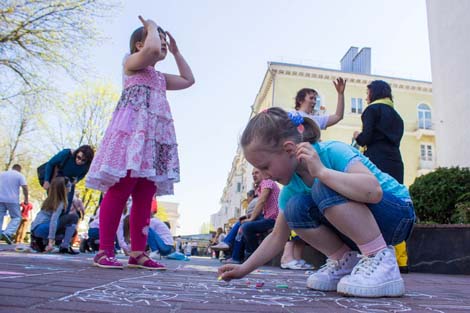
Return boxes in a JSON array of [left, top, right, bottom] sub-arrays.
[[278, 141, 410, 211], [45, 149, 90, 183]]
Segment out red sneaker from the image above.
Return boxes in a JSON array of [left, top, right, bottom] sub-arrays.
[[128, 252, 166, 270]]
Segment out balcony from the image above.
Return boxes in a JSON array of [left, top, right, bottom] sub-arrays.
[[414, 121, 435, 139]]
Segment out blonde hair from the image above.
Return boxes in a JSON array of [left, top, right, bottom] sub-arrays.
[[42, 177, 68, 212], [241, 107, 320, 151]]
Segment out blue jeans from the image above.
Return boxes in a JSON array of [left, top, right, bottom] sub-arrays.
[[241, 217, 276, 254], [231, 232, 245, 262], [88, 227, 99, 251], [0, 202, 21, 236], [147, 228, 174, 256], [65, 183, 75, 214], [223, 221, 241, 246], [283, 181, 415, 249], [32, 222, 54, 241]]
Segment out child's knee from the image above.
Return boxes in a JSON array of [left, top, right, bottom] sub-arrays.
[[284, 194, 320, 228]]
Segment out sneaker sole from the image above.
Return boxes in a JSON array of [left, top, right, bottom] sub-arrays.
[[211, 247, 230, 251], [127, 264, 166, 271], [337, 278, 405, 297], [3, 235, 13, 245], [93, 262, 124, 269], [306, 276, 340, 291]]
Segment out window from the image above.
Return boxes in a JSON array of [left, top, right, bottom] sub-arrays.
[[236, 182, 241, 193], [418, 103, 432, 129], [351, 97, 363, 114], [420, 144, 433, 161]]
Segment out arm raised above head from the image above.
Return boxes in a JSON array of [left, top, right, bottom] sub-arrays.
[[125, 16, 162, 72]]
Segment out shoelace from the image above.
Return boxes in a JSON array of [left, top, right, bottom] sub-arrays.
[[352, 254, 381, 276], [318, 258, 340, 273]]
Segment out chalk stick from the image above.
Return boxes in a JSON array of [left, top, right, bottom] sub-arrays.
[[255, 282, 264, 288], [217, 276, 223, 281], [276, 284, 288, 289]]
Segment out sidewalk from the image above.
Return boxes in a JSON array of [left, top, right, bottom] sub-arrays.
[[1, 244, 470, 313]]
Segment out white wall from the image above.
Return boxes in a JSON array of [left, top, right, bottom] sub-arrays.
[[427, 0, 470, 167]]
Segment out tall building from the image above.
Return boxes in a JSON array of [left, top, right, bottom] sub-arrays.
[[210, 48, 434, 229], [426, 0, 470, 167], [158, 201, 180, 236]]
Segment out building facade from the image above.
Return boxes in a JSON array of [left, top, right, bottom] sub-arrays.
[[211, 48, 434, 229], [158, 201, 180, 236]]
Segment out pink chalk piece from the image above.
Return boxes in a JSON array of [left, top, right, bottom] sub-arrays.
[[0, 271, 25, 275], [255, 282, 265, 288]]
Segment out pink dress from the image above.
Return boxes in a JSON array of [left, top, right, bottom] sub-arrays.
[[86, 66, 179, 196]]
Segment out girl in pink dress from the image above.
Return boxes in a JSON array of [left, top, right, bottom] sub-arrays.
[[87, 16, 194, 269]]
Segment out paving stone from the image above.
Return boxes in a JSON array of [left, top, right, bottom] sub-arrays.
[[1, 244, 470, 313]]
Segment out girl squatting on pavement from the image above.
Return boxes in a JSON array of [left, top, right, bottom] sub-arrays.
[[218, 107, 415, 298]]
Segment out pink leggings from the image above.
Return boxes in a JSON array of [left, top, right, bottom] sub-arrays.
[[99, 172, 156, 255]]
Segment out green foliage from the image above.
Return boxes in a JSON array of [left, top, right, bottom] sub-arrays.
[[451, 192, 470, 224], [199, 222, 212, 234], [410, 167, 470, 224]]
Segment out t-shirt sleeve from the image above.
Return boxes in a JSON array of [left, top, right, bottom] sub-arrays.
[[278, 187, 292, 211], [327, 142, 361, 172], [260, 179, 275, 191], [19, 174, 27, 186], [313, 115, 329, 130]]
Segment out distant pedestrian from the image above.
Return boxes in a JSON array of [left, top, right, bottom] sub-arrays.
[[15, 201, 33, 244], [0, 164, 29, 244], [42, 145, 94, 214], [353, 80, 404, 183], [31, 177, 79, 254]]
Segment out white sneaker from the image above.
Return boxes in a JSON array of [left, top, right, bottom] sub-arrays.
[[307, 251, 359, 291], [337, 246, 405, 297], [211, 242, 230, 251], [149, 251, 161, 259]]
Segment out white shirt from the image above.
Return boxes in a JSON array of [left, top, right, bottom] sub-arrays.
[[117, 216, 173, 251], [0, 170, 26, 203], [116, 213, 130, 252], [149, 218, 174, 246], [291, 110, 329, 130]]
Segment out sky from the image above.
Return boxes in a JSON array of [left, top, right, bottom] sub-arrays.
[[80, 0, 432, 235]]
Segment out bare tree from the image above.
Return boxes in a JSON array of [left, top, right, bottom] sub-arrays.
[[0, 0, 118, 103], [40, 81, 119, 212], [45, 81, 119, 149], [0, 96, 40, 170]]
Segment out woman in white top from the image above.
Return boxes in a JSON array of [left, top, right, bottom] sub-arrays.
[[292, 78, 346, 130]]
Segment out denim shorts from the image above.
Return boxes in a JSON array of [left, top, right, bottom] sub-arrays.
[[283, 181, 416, 246]]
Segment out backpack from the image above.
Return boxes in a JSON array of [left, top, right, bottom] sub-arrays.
[[37, 151, 71, 186]]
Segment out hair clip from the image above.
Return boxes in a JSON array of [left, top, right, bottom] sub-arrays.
[[297, 124, 305, 134], [288, 112, 304, 126]]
